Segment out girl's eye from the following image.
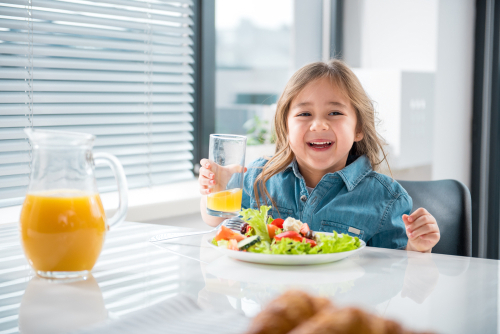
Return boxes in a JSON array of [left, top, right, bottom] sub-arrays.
[[329, 111, 343, 116], [297, 112, 311, 117]]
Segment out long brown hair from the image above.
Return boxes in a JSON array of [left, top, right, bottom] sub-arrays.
[[253, 59, 390, 207]]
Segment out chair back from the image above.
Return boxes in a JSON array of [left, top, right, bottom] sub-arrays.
[[397, 180, 472, 257]]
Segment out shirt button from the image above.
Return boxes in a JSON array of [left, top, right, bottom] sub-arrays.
[[300, 195, 307, 202]]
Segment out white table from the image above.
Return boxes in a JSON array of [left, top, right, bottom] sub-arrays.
[[0, 221, 497, 334]]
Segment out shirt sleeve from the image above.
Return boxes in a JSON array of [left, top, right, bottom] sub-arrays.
[[368, 193, 412, 250], [240, 158, 264, 210]]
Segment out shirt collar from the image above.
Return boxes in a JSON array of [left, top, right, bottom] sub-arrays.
[[284, 155, 373, 191]]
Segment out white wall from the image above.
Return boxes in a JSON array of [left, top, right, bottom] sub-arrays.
[[432, 0, 474, 186], [343, 0, 474, 187], [292, 0, 323, 70]]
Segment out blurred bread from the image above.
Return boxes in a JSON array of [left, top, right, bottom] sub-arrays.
[[244, 290, 334, 334], [245, 290, 434, 334]]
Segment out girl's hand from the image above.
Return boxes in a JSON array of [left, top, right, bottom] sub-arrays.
[[198, 158, 247, 195], [403, 208, 440, 253]]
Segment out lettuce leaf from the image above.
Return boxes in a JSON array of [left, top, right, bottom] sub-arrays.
[[247, 241, 271, 254], [309, 232, 360, 254], [240, 206, 271, 243], [270, 238, 312, 255], [216, 240, 229, 248]]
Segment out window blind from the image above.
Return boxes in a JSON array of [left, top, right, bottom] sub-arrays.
[[0, 0, 195, 207]]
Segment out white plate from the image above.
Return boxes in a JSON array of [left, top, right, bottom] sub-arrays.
[[207, 233, 366, 266]]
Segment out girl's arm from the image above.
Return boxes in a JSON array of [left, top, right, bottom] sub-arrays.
[[403, 208, 440, 253]]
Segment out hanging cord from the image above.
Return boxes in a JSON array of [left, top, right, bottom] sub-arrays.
[[144, 3, 153, 187], [25, 0, 34, 178]]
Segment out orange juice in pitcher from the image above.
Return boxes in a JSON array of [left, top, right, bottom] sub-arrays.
[[20, 190, 106, 273]]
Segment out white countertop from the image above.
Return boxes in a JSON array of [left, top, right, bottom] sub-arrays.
[[0, 221, 497, 334]]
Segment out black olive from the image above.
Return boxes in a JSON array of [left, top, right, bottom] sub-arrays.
[[240, 223, 249, 234], [305, 230, 315, 239]]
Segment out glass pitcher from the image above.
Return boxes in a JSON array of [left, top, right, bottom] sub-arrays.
[[20, 129, 128, 281]]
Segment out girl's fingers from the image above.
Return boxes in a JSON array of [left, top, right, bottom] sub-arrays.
[[407, 207, 429, 223], [406, 214, 435, 233], [408, 223, 440, 239], [199, 185, 211, 195], [199, 167, 215, 180], [200, 158, 210, 169]]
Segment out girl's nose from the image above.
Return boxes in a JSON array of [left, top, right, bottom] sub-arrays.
[[310, 118, 329, 131]]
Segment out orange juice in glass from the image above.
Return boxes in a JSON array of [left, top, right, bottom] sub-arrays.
[[206, 134, 246, 217], [21, 129, 128, 281]]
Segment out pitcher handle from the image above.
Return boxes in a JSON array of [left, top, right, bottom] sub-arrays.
[[93, 152, 128, 229]]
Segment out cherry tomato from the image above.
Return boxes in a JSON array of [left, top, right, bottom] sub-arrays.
[[271, 218, 285, 229]]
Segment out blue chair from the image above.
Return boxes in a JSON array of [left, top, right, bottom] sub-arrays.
[[398, 180, 472, 257]]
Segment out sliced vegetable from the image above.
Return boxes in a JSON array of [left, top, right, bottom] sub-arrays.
[[238, 235, 261, 250], [267, 224, 279, 240], [214, 225, 246, 242], [303, 238, 317, 247], [240, 206, 272, 243], [299, 223, 311, 236], [227, 239, 239, 251], [271, 218, 285, 229], [217, 240, 229, 248], [274, 231, 303, 242], [245, 225, 255, 237]]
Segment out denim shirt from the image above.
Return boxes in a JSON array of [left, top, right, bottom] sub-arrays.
[[241, 155, 412, 250]]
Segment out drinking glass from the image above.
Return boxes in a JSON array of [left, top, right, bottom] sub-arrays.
[[206, 134, 247, 217]]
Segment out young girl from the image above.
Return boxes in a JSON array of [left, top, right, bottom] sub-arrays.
[[199, 59, 440, 253]]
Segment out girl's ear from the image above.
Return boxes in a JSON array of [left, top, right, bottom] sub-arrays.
[[354, 132, 364, 142]]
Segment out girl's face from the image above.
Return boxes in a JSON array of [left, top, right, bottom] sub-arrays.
[[287, 77, 363, 174]]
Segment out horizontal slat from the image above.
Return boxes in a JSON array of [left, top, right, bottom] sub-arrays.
[[0, 32, 193, 54], [96, 170, 194, 191], [0, 163, 29, 176], [0, 44, 194, 63], [0, 149, 193, 165], [0, 6, 193, 33], [1, 113, 193, 127], [95, 161, 193, 178], [0, 140, 28, 152], [0, 68, 194, 83], [94, 141, 193, 156], [116, 151, 193, 165], [0, 185, 26, 201], [0, 18, 192, 45], [0, 81, 194, 93], [2, 1, 193, 25], [0, 151, 30, 164], [0, 103, 193, 116], [94, 132, 193, 146], [0, 56, 194, 73], [0, 174, 28, 188], [0, 123, 193, 140], [0, 92, 193, 104], [94, 0, 193, 15], [37, 123, 193, 136]]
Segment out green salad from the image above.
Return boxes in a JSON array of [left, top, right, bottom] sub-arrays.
[[211, 206, 361, 255]]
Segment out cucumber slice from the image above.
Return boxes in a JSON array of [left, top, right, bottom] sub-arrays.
[[238, 235, 261, 250]]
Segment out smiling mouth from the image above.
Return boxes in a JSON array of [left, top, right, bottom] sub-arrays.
[[307, 141, 333, 149]]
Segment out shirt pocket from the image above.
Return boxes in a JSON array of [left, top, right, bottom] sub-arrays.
[[270, 206, 294, 220], [319, 220, 365, 239]]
